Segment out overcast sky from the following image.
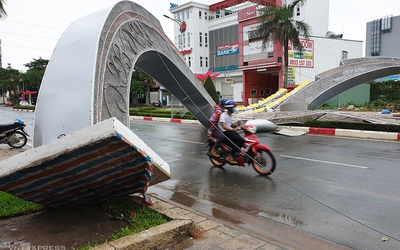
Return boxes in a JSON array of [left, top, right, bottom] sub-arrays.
[[0, 0, 399, 71]]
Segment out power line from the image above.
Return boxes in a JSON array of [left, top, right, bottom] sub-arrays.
[[1, 43, 53, 51], [0, 31, 59, 41], [2, 20, 65, 30]]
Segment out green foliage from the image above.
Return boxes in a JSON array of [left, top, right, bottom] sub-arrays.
[[103, 196, 170, 241], [1, 192, 169, 250], [0, 191, 42, 218], [203, 75, 219, 103], [71, 196, 170, 250], [24, 57, 49, 71], [258, 0, 311, 88], [130, 67, 152, 94], [0, 58, 47, 105], [370, 80, 400, 102], [129, 107, 196, 120], [371, 98, 387, 109], [300, 120, 400, 132]]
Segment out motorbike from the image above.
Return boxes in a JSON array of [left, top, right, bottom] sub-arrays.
[[0, 118, 29, 148], [206, 124, 276, 176]]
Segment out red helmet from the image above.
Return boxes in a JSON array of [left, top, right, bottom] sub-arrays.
[[243, 124, 257, 134]]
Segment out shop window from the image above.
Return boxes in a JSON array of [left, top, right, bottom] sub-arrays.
[[260, 89, 265, 96], [251, 89, 257, 96], [266, 88, 271, 95]]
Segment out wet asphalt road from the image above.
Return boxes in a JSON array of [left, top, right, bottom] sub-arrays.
[[129, 120, 400, 250], [1, 107, 400, 250]]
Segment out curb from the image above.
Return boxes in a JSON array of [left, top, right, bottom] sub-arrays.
[[130, 115, 400, 142], [278, 126, 400, 141], [12, 108, 35, 112], [130, 116, 201, 125]]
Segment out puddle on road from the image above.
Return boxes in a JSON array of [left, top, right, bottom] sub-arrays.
[[150, 184, 305, 230], [256, 210, 305, 228]]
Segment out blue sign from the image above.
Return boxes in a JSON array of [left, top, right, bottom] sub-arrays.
[[216, 43, 239, 57], [212, 65, 239, 72]]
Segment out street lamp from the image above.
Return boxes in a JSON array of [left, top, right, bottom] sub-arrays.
[[163, 14, 186, 51]]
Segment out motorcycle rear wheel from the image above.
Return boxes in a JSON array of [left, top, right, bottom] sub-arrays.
[[208, 147, 225, 167], [7, 131, 27, 148], [251, 149, 276, 176]]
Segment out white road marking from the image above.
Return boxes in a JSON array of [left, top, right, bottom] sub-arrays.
[[280, 154, 368, 169], [166, 138, 205, 145]]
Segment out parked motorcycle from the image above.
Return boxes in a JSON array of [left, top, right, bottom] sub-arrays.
[[0, 118, 29, 148], [206, 124, 276, 176]]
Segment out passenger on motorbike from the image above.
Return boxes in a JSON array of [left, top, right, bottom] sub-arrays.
[[209, 98, 228, 158], [217, 100, 244, 165]]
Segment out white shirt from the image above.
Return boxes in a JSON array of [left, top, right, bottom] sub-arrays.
[[218, 111, 234, 132]]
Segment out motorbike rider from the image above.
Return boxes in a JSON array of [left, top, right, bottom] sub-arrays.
[[209, 98, 228, 158], [217, 100, 244, 165]]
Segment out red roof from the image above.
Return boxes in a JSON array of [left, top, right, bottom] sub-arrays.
[[209, 0, 277, 11]]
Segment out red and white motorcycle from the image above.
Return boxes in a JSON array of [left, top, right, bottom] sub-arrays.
[[206, 124, 276, 176]]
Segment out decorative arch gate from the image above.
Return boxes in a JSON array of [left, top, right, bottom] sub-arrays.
[[34, 1, 215, 147]]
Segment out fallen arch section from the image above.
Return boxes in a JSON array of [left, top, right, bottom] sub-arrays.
[[279, 57, 400, 110], [34, 1, 215, 147]]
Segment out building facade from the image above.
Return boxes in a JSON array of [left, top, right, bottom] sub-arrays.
[[169, 0, 363, 106], [169, 2, 211, 75], [365, 15, 400, 57]]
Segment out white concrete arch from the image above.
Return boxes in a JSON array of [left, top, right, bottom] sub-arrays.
[[280, 57, 400, 110], [34, 1, 215, 147]]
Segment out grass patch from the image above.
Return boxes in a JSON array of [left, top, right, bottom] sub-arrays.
[[103, 197, 170, 240], [77, 196, 170, 250], [129, 107, 196, 120], [0, 191, 43, 218]]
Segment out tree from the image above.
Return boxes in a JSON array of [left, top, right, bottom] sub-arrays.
[[24, 57, 49, 90], [130, 67, 153, 104], [0, 0, 7, 18], [24, 57, 48, 71], [257, 0, 311, 88], [203, 75, 219, 103]]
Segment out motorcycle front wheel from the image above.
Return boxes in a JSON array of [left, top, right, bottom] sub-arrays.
[[208, 147, 225, 167], [251, 149, 276, 176], [7, 131, 27, 148]]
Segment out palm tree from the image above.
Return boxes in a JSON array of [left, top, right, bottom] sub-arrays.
[[257, 0, 311, 88], [0, 0, 7, 18]]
